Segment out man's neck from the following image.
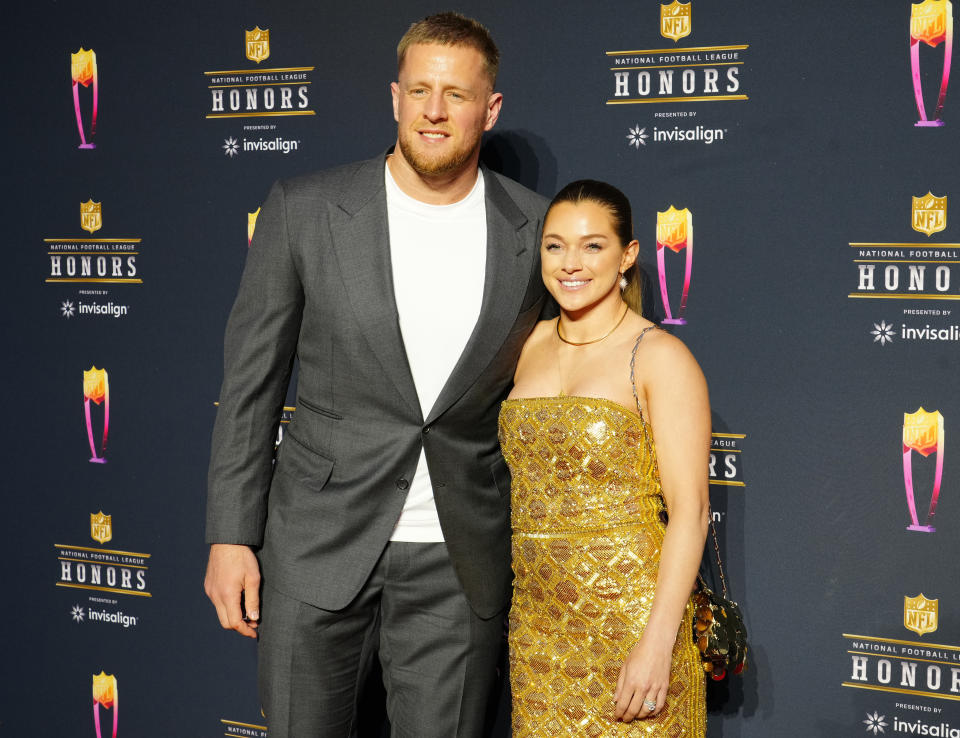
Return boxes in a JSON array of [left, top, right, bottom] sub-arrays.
[[386, 145, 481, 206]]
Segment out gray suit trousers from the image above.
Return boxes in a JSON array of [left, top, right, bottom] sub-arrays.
[[258, 542, 505, 738]]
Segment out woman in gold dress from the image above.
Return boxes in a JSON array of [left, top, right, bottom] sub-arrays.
[[499, 181, 710, 736]]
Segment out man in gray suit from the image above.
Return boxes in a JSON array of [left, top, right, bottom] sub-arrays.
[[204, 13, 547, 737]]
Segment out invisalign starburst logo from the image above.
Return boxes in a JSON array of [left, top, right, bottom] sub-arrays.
[[626, 125, 648, 148], [863, 711, 888, 734], [871, 320, 895, 345], [222, 137, 239, 157]]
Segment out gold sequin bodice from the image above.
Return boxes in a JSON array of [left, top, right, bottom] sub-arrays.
[[501, 395, 666, 536], [499, 396, 705, 737]]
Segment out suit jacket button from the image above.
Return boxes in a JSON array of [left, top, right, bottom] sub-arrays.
[[396, 478, 409, 490], [423, 425, 431, 434]]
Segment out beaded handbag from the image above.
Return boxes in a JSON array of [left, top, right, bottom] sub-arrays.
[[630, 330, 749, 680], [691, 523, 748, 679]]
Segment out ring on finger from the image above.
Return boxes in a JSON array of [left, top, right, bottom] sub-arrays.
[[643, 699, 657, 711]]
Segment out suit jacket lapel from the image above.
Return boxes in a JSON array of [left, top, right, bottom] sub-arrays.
[[426, 168, 536, 424], [328, 154, 422, 419]]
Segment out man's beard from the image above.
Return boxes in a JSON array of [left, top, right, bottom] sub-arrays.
[[397, 127, 482, 176]]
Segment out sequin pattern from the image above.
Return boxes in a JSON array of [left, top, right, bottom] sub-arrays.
[[499, 396, 706, 737]]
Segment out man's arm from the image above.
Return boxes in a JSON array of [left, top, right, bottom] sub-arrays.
[[204, 180, 305, 636]]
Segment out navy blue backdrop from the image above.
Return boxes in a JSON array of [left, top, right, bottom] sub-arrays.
[[7, 1, 960, 736]]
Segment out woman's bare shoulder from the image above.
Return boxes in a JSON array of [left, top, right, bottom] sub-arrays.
[[629, 323, 703, 381]]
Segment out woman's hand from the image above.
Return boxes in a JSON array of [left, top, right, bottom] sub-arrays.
[[613, 634, 674, 721]]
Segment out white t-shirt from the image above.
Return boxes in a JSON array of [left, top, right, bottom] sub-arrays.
[[385, 164, 487, 542]]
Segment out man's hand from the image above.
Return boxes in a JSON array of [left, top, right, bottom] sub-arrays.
[[204, 543, 261, 639]]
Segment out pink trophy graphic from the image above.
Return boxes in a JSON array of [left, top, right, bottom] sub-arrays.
[[71, 48, 98, 148], [92, 672, 118, 738], [911, 0, 954, 126], [83, 367, 110, 464], [655, 205, 693, 325], [902, 407, 944, 532]]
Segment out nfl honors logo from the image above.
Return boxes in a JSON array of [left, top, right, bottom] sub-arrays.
[[904, 593, 939, 636], [80, 200, 102, 234], [245, 27, 270, 63], [656, 205, 692, 252], [90, 511, 112, 544], [912, 192, 947, 236], [660, 1, 692, 41]]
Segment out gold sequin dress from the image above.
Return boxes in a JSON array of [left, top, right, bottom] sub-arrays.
[[499, 396, 705, 737]]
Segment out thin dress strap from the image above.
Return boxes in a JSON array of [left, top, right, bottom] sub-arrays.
[[629, 325, 658, 421], [629, 326, 664, 509]]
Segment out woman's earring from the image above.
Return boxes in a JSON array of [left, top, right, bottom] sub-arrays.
[[619, 273, 628, 291]]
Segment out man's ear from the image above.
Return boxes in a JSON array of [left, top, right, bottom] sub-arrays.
[[391, 82, 400, 123], [484, 92, 504, 131]]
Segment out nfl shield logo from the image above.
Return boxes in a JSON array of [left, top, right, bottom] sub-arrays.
[[904, 593, 938, 636], [903, 407, 943, 457], [80, 200, 102, 234], [911, 0, 950, 47], [71, 48, 96, 86], [661, 1, 692, 41], [912, 192, 947, 236], [92, 671, 118, 708], [246, 27, 270, 63], [90, 511, 112, 544], [656, 206, 692, 252], [83, 366, 108, 405]]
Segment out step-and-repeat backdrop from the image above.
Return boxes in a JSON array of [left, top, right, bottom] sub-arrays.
[[8, 1, 960, 735]]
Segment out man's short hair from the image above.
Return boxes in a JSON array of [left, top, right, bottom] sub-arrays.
[[397, 12, 500, 87]]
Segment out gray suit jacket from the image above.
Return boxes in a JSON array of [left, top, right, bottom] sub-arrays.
[[206, 152, 548, 618]]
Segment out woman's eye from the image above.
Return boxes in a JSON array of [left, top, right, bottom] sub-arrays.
[[585, 242, 602, 251], [544, 242, 561, 251]]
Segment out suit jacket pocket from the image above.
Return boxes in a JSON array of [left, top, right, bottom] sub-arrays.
[[491, 457, 512, 498], [297, 396, 344, 420], [275, 431, 335, 492]]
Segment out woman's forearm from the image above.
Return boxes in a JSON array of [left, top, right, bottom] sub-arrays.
[[643, 501, 710, 644]]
